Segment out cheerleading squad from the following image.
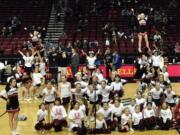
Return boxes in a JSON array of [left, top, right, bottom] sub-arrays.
[[0, 58, 180, 135], [0, 46, 179, 135]]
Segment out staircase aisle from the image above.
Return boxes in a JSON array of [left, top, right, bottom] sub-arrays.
[[44, 4, 65, 45]]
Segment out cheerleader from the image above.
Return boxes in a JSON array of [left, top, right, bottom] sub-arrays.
[[68, 102, 85, 132], [137, 13, 150, 52], [74, 73, 88, 89], [141, 65, 153, 90], [142, 102, 157, 130], [97, 102, 112, 129], [51, 99, 67, 132], [158, 102, 172, 130], [86, 84, 101, 119], [71, 83, 87, 102], [159, 74, 168, 90], [58, 75, 71, 112], [164, 85, 176, 108], [127, 99, 136, 114], [135, 91, 145, 110], [42, 80, 57, 122], [32, 67, 45, 98], [92, 68, 104, 83], [18, 50, 36, 75], [34, 103, 48, 134], [78, 98, 87, 116], [143, 95, 156, 111], [89, 112, 110, 134], [161, 66, 170, 83], [80, 66, 90, 81], [150, 82, 164, 106], [110, 99, 124, 130], [132, 105, 143, 130], [97, 80, 113, 103], [39, 58, 46, 76], [19, 75, 35, 101], [120, 108, 134, 132], [5, 78, 20, 135], [110, 75, 125, 98]]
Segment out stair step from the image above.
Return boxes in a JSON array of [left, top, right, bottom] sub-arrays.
[[46, 31, 63, 36], [48, 27, 64, 29]]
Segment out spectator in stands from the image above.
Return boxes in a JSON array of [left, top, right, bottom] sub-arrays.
[[71, 48, 80, 75], [1, 27, 8, 37], [104, 48, 113, 80], [10, 16, 21, 34], [174, 42, 180, 62], [58, 51, 69, 81], [48, 47, 59, 81], [168, 0, 178, 9], [121, 8, 130, 16], [153, 31, 163, 50], [112, 51, 122, 70]]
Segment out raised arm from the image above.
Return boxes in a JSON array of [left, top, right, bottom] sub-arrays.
[[18, 50, 25, 57]]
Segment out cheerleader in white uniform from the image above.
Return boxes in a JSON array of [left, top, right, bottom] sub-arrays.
[[74, 73, 88, 89], [97, 102, 112, 129], [127, 99, 136, 114], [143, 95, 156, 111], [71, 83, 87, 102], [58, 75, 71, 112], [51, 99, 67, 132], [85, 84, 101, 118], [34, 103, 49, 134], [88, 112, 111, 134], [158, 102, 172, 130], [150, 82, 163, 106], [110, 75, 125, 98], [42, 81, 57, 122], [32, 67, 45, 98], [68, 102, 85, 132], [164, 85, 176, 107], [132, 105, 143, 130], [120, 108, 134, 132], [135, 91, 146, 110], [142, 102, 157, 130], [39, 58, 46, 76], [92, 68, 104, 83], [97, 80, 113, 103], [110, 99, 124, 130]]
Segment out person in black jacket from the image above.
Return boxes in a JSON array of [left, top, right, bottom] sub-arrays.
[[71, 48, 80, 76], [58, 51, 69, 82]]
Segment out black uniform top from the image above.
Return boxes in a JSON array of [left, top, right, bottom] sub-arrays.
[[138, 19, 148, 33], [6, 86, 19, 111]]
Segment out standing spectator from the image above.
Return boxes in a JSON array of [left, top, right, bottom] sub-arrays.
[[48, 47, 58, 80], [104, 48, 113, 80], [71, 48, 79, 76], [112, 51, 122, 70], [58, 51, 69, 82]]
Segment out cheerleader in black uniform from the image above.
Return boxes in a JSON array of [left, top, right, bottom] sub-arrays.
[[6, 78, 20, 135], [137, 13, 151, 53]]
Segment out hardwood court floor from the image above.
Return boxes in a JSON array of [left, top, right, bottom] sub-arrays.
[[0, 83, 180, 135]]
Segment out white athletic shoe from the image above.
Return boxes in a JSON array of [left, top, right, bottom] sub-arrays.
[[130, 128, 134, 132], [11, 131, 16, 135]]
